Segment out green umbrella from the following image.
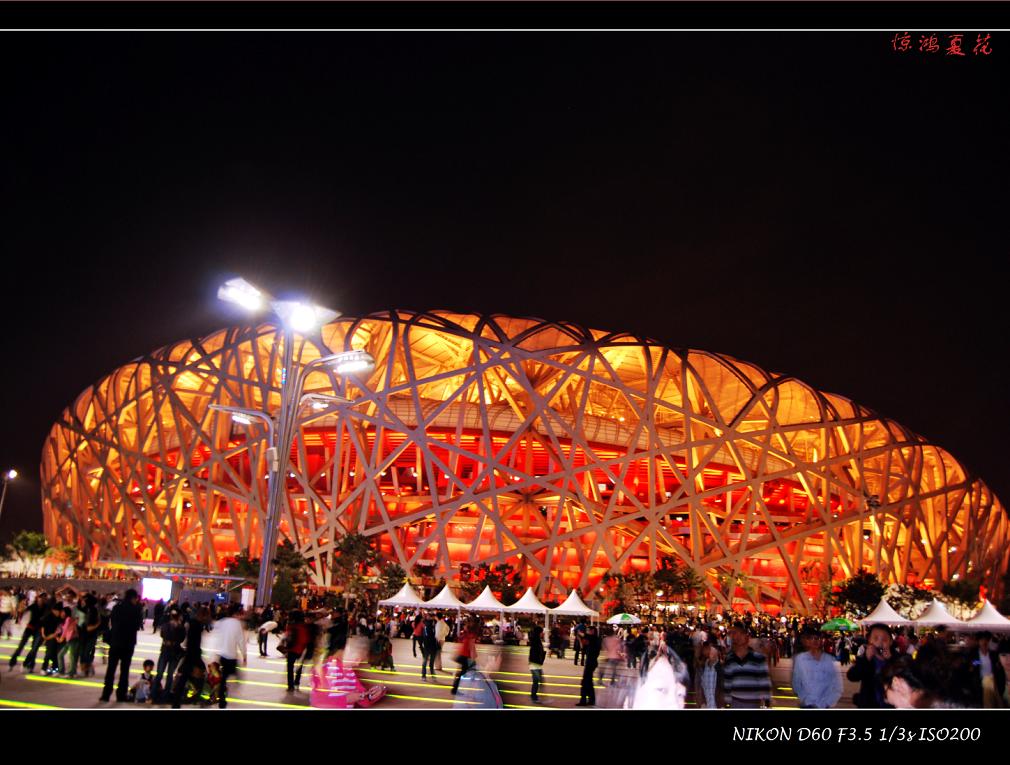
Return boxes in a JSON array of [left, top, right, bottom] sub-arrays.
[[606, 612, 642, 625], [820, 617, 859, 631]]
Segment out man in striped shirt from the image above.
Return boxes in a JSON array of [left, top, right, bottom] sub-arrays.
[[723, 621, 772, 708]]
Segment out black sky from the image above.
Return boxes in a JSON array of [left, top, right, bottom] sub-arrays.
[[1, 31, 1007, 545]]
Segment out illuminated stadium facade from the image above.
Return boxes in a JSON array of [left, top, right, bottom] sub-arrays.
[[41, 311, 1010, 614]]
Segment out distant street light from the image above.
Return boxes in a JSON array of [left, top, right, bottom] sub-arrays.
[[0, 469, 17, 525], [213, 277, 375, 607]]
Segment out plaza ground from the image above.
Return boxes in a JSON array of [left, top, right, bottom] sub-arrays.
[[0, 623, 860, 710]]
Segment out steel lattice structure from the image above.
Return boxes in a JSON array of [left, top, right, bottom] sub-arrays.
[[41, 311, 1009, 613]]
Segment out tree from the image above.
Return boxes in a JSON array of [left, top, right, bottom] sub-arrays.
[[274, 539, 310, 584], [225, 540, 309, 608], [940, 575, 983, 619], [46, 544, 80, 577], [4, 530, 50, 576], [330, 533, 379, 606], [829, 570, 885, 618], [655, 560, 705, 603], [457, 563, 523, 604], [8, 530, 49, 558], [226, 549, 260, 581], [377, 561, 407, 602], [884, 582, 935, 619], [273, 570, 297, 610]]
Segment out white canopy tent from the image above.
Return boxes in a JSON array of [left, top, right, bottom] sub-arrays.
[[960, 600, 1010, 631], [505, 587, 549, 613], [465, 585, 508, 611], [377, 582, 427, 608], [859, 598, 914, 626], [421, 584, 468, 611], [464, 586, 509, 638], [913, 600, 961, 627], [550, 589, 599, 617]]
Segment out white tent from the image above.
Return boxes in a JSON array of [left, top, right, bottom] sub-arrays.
[[960, 600, 1010, 631], [859, 598, 914, 626], [505, 587, 549, 613], [421, 584, 467, 610], [377, 582, 427, 608], [550, 589, 599, 617], [913, 600, 961, 627], [465, 585, 508, 611]]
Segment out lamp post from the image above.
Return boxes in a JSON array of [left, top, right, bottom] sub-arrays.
[[0, 469, 17, 524], [215, 278, 375, 607]]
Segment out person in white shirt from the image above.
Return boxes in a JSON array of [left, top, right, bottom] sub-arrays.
[[0, 589, 17, 638], [434, 614, 450, 670], [791, 625, 842, 708], [212, 603, 248, 709]]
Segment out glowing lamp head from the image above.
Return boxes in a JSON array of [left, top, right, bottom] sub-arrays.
[[231, 414, 253, 426], [332, 349, 376, 376], [272, 300, 340, 334], [217, 278, 265, 312], [4, 469, 16, 481], [288, 303, 319, 333]]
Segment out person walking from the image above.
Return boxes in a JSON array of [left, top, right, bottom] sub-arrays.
[[450, 619, 477, 695], [212, 603, 247, 709], [170, 605, 211, 707], [411, 613, 424, 657], [9, 591, 48, 672], [528, 623, 547, 703], [572, 619, 587, 666], [434, 613, 450, 671], [57, 606, 81, 677], [0, 588, 16, 638], [39, 601, 64, 676], [420, 614, 439, 680], [154, 609, 185, 701], [577, 625, 601, 706], [792, 625, 843, 708], [152, 599, 166, 634], [325, 607, 348, 658], [283, 610, 311, 692], [100, 589, 145, 702]]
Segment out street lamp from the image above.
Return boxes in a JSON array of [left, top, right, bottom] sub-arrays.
[[214, 277, 375, 607], [0, 469, 17, 524]]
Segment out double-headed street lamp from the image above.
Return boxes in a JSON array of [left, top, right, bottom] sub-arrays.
[[213, 278, 375, 607]]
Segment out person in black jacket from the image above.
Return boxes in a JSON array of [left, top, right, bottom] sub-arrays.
[[170, 605, 211, 707], [420, 615, 439, 680], [846, 623, 894, 708], [528, 624, 547, 702], [152, 600, 166, 634], [100, 589, 144, 702], [577, 625, 601, 706], [10, 591, 49, 671]]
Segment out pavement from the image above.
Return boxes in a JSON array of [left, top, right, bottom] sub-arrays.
[[0, 623, 860, 710]]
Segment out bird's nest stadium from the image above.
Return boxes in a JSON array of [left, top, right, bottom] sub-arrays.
[[41, 311, 1009, 614]]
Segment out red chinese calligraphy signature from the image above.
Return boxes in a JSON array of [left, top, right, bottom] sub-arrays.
[[892, 32, 993, 56]]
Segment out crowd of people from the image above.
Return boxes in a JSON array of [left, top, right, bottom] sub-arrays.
[[3, 583, 1009, 710]]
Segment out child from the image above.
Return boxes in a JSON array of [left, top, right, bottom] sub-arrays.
[[369, 631, 395, 671], [205, 662, 222, 706], [128, 660, 156, 703]]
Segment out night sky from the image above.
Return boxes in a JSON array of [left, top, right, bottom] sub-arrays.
[[2, 31, 1007, 546]]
